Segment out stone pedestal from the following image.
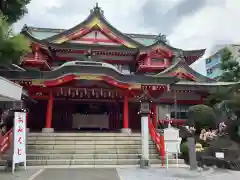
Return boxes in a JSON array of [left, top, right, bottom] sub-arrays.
[[140, 115, 149, 168], [188, 137, 198, 170], [121, 128, 132, 134], [140, 159, 150, 169], [42, 128, 54, 133]]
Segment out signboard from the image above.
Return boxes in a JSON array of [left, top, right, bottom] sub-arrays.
[[12, 112, 27, 173], [215, 152, 224, 159]]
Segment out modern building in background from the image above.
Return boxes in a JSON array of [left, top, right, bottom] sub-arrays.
[[205, 44, 240, 79]]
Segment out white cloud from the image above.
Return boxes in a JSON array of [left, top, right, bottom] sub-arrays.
[[170, 0, 240, 74], [14, 0, 240, 75]]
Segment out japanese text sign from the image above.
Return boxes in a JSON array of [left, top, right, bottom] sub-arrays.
[[13, 112, 26, 164]]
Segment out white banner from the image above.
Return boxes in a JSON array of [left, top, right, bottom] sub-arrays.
[[13, 112, 26, 172]]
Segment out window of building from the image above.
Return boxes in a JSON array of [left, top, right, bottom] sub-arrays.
[[207, 68, 213, 75], [168, 105, 189, 119], [170, 111, 188, 119]]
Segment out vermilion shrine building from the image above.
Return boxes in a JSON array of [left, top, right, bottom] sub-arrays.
[[0, 4, 236, 133]]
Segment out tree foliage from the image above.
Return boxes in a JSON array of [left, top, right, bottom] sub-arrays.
[[219, 47, 240, 82], [224, 93, 240, 118], [0, 17, 30, 65], [0, 0, 31, 23], [188, 104, 216, 130], [205, 87, 233, 107]]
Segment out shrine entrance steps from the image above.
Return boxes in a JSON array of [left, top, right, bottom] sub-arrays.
[[1, 132, 184, 167]]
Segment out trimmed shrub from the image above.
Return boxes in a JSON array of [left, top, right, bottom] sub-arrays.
[[188, 104, 216, 131], [180, 142, 188, 155]]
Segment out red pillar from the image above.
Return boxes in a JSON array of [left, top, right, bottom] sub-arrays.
[[160, 134, 165, 166], [123, 94, 129, 129], [152, 104, 157, 128], [45, 92, 53, 128]]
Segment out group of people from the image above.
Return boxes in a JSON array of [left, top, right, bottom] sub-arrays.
[[199, 122, 227, 141], [200, 129, 218, 141]]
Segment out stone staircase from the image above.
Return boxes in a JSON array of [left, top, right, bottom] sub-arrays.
[[1, 132, 184, 167]]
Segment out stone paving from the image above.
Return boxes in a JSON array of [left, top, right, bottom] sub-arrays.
[[117, 167, 240, 180], [0, 168, 41, 180], [0, 167, 240, 180]]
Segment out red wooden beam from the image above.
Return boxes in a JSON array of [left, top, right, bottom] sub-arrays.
[[44, 74, 77, 87]]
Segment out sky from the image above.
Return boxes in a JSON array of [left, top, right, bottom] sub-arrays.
[[15, 0, 240, 75]]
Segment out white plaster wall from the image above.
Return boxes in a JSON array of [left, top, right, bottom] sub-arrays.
[[0, 77, 22, 101], [69, 31, 120, 46], [156, 104, 191, 120], [82, 31, 108, 39], [156, 105, 169, 120], [160, 91, 201, 100]]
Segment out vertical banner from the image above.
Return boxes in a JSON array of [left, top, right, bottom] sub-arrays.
[[12, 111, 27, 173]]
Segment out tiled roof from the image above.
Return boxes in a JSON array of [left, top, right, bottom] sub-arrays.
[[26, 26, 158, 45]]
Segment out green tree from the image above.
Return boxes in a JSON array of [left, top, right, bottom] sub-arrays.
[[0, 0, 31, 23], [219, 47, 240, 82], [0, 17, 30, 65], [188, 104, 216, 131], [205, 87, 233, 107]]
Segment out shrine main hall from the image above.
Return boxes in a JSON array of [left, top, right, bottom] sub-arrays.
[[0, 4, 236, 133]]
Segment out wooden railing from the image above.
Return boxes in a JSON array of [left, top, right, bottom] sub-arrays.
[[0, 129, 13, 156], [148, 118, 165, 166]]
